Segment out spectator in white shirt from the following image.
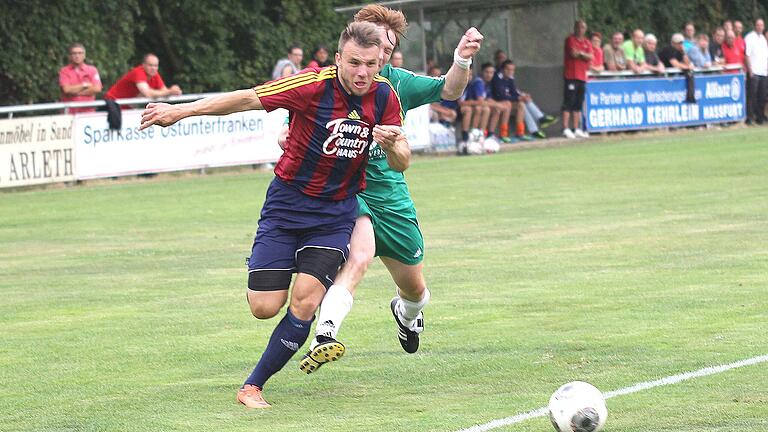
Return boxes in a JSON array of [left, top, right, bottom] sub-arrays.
[[744, 18, 767, 124]]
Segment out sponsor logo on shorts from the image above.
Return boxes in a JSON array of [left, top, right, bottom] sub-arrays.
[[413, 248, 422, 258]]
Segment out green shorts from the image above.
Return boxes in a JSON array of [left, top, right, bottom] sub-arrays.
[[357, 196, 424, 265]]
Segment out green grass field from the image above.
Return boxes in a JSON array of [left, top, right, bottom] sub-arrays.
[[2, 127, 767, 432]]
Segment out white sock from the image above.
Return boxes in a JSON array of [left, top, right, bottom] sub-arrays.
[[311, 284, 353, 349], [397, 288, 430, 329]]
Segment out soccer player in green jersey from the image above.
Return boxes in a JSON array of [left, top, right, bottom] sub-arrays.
[[298, 4, 483, 373]]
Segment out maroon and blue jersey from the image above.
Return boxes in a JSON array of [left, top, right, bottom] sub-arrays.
[[255, 66, 402, 201]]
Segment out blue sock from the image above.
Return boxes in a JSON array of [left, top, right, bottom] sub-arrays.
[[244, 308, 314, 388]]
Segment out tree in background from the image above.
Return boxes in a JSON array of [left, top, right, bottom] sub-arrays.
[[0, 0, 354, 106], [580, 0, 768, 47]]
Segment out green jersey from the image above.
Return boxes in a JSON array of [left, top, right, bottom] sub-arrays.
[[359, 64, 446, 208]]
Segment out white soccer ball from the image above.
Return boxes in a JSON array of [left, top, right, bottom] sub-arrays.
[[483, 136, 500, 153], [469, 127, 484, 143], [467, 139, 484, 155], [548, 381, 608, 432]]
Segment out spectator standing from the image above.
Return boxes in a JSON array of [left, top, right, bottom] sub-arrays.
[[271, 44, 303, 79], [724, 20, 734, 33], [688, 34, 713, 68], [494, 49, 507, 70], [643, 34, 665, 74], [683, 22, 696, 52], [390, 50, 404, 68], [722, 30, 745, 66], [561, 19, 592, 139], [589, 32, 605, 73], [744, 19, 768, 124], [659, 33, 693, 70], [735, 21, 747, 57], [604, 32, 627, 71], [623, 29, 646, 73], [710, 27, 726, 65], [307, 45, 332, 68], [59, 43, 102, 113], [105, 53, 182, 101]]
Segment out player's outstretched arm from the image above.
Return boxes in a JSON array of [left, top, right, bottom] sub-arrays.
[[140, 88, 263, 130], [441, 27, 484, 101], [373, 125, 410, 172]]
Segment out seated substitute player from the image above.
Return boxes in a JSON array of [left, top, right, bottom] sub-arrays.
[[139, 21, 406, 409], [491, 59, 531, 141], [297, 4, 483, 374], [457, 63, 502, 149]]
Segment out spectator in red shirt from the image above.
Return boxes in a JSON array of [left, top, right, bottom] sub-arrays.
[[562, 19, 592, 139], [105, 53, 182, 101], [589, 32, 605, 73], [59, 43, 103, 113], [722, 29, 745, 67]]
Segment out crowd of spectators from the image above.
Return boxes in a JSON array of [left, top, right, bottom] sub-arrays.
[[58, 44, 183, 114], [577, 18, 768, 125], [57, 17, 768, 143]]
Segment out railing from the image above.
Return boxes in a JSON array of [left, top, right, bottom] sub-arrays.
[[588, 63, 743, 79], [0, 93, 220, 118]]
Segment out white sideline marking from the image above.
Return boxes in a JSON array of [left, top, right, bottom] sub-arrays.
[[457, 354, 768, 432]]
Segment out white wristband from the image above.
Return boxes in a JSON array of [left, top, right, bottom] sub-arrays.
[[453, 48, 472, 70]]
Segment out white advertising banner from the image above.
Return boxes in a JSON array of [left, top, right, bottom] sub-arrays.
[[403, 104, 431, 150], [73, 109, 287, 179], [0, 115, 75, 188]]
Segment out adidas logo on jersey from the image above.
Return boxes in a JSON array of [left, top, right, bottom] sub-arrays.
[[347, 110, 361, 120]]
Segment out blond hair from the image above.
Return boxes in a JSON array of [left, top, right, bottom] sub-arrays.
[[354, 4, 408, 43]]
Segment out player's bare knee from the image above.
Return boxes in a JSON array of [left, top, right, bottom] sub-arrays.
[[347, 249, 374, 274], [289, 295, 322, 319], [249, 303, 281, 320], [246, 270, 291, 319]]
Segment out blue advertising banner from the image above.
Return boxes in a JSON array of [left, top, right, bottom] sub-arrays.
[[584, 73, 745, 132]]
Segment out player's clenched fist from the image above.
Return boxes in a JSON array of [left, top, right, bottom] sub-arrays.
[[456, 27, 484, 59], [139, 102, 183, 130]]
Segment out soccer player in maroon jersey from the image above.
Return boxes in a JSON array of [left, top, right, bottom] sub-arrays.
[[140, 21, 408, 408]]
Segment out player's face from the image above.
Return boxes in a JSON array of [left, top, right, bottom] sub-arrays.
[[375, 26, 397, 69], [336, 41, 380, 96]]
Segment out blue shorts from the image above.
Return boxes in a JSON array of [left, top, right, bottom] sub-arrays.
[[247, 178, 357, 288]]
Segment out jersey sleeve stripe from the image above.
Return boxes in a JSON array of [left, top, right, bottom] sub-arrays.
[[254, 70, 320, 90], [254, 67, 337, 93], [255, 74, 318, 97], [256, 71, 336, 98]]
